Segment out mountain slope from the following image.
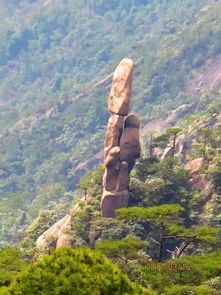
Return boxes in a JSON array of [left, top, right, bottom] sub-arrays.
[[1, 0, 221, 245]]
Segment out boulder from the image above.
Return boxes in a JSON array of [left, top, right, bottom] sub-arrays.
[[104, 114, 124, 160], [124, 114, 140, 128], [36, 214, 71, 249], [116, 161, 129, 192], [119, 128, 140, 170], [103, 147, 120, 191], [108, 58, 133, 116], [101, 190, 129, 218], [56, 232, 71, 248]]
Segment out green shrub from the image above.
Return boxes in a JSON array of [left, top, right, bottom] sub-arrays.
[[4, 247, 155, 295], [165, 284, 217, 295], [137, 251, 221, 292], [0, 247, 26, 287]]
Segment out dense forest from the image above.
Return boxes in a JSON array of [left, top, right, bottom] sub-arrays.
[[1, 0, 221, 294]]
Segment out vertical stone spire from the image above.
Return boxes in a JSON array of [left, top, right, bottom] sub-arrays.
[[101, 58, 141, 218]]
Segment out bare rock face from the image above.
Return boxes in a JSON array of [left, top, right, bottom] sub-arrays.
[[101, 58, 140, 218], [108, 58, 133, 116], [116, 161, 129, 191], [36, 214, 71, 249], [103, 146, 120, 191], [120, 127, 140, 170], [120, 115, 140, 171], [36, 195, 91, 250], [101, 190, 129, 218], [124, 114, 140, 128], [104, 115, 124, 160], [56, 232, 71, 248]]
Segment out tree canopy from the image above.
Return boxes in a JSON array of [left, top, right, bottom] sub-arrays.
[[2, 247, 155, 295]]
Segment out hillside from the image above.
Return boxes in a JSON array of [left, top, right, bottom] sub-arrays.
[[1, 1, 221, 294], [1, 0, 221, 246], [5, 69, 221, 294]]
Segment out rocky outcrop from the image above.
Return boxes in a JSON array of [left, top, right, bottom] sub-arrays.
[[186, 158, 204, 175], [186, 158, 214, 225], [104, 114, 124, 159], [120, 114, 140, 171], [186, 158, 213, 203], [36, 195, 90, 249], [36, 214, 72, 249], [186, 158, 213, 194], [159, 134, 191, 160], [69, 104, 194, 190], [101, 58, 141, 218], [186, 54, 221, 93]]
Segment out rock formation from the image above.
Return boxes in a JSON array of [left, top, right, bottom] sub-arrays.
[[36, 195, 93, 249], [101, 58, 141, 218], [36, 214, 72, 249]]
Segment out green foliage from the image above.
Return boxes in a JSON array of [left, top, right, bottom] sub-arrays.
[[18, 209, 60, 261], [25, 210, 58, 241], [129, 156, 190, 210], [1, 2, 221, 292], [96, 236, 150, 278], [193, 226, 219, 244], [191, 143, 207, 159], [71, 204, 98, 246], [116, 205, 218, 261], [29, 184, 66, 218], [0, 0, 218, 245], [136, 251, 221, 293], [153, 127, 182, 150], [117, 204, 184, 225], [117, 204, 186, 261], [207, 162, 221, 194], [167, 224, 219, 244], [4, 247, 155, 295], [0, 247, 26, 288], [71, 167, 103, 247], [167, 224, 193, 236], [165, 285, 216, 295], [78, 164, 103, 196], [196, 128, 214, 159], [91, 217, 145, 243], [96, 236, 148, 261]]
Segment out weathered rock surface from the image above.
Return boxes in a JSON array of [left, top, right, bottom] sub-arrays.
[[103, 147, 121, 191], [116, 161, 129, 191], [124, 114, 140, 128], [36, 195, 92, 249], [104, 114, 124, 160], [186, 158, 205, 175], [108, 58, 133, 116], [120, 115, 140, 168], [120, 122, 140, 170], [56, 231, 71, 248], [101, 58, 140, 217], [69, 104, 194, 191], [36, 214, 71, 249], [101, 190, 129, 218]]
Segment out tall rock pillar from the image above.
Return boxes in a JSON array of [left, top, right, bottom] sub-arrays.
[[101, 58, 141, 218]]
